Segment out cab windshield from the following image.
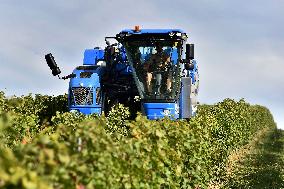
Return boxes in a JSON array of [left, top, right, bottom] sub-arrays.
[[124, 40, 182, 101]]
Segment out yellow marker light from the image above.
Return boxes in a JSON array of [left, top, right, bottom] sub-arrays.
[[134, 25, 140, 32]]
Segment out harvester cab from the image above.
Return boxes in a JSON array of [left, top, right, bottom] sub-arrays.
[[116, 27, 199, 119]]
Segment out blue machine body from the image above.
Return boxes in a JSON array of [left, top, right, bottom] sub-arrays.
[[143, 102, 179, 120], [83, 49, 104, 65], [69, 66, 103, 115], [67, 28, 199, 120]]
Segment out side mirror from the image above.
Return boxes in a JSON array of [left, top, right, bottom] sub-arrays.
[[45, 53, 61, 76], [186, 44, 194, 60]]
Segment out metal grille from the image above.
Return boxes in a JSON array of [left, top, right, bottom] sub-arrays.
[[95, 87, 101, 105], [71, 87, 93, 105]]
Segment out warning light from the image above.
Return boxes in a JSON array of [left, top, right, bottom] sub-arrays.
[[134, 25, 140, 32]]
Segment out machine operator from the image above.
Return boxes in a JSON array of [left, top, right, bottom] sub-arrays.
[[144, 45, 172, 95]]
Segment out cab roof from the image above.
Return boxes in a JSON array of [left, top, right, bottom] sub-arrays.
[[120, 29, 185, 34], [116, 29, 188, 42]]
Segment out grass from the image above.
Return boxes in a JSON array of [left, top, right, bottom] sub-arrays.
[[224, 128, 284, 189]]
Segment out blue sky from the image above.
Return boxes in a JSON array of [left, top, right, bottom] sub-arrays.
[[0, 0, 283, 129]]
